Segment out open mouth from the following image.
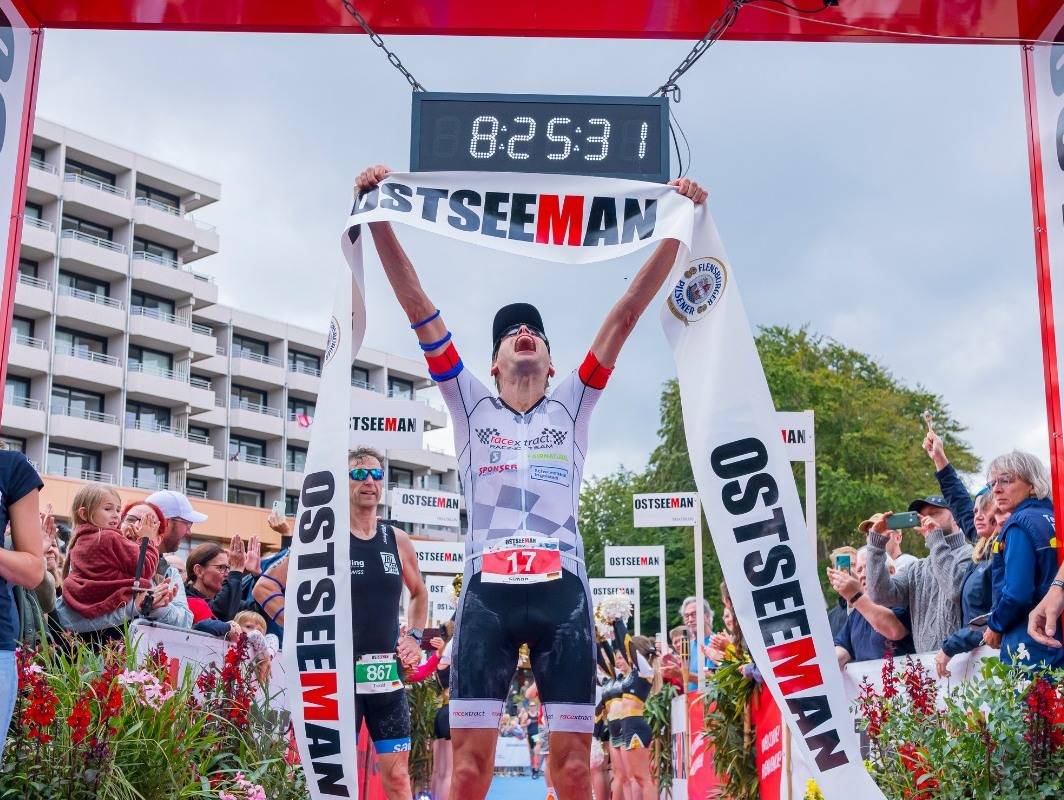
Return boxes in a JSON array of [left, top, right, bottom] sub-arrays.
[[514, 334, 537, 354]]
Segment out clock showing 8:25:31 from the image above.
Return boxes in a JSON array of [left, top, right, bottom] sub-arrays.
[[410, 93, 670, 183]]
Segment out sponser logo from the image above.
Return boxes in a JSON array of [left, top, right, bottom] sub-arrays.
[[401, 493, 459, 509], [634, 496, 695, 510], [452, 710, 487, 718], [351, 415, 417, 432], [478, 463, 517, 476], [609, 556, 661, 567]]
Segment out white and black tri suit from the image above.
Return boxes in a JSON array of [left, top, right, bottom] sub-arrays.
[[350, 520, 411, 754], [427, 341, 612, 734]]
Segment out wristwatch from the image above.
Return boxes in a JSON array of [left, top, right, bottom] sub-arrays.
[[1052, 579, 1064, 591], [847, 591, 864, 606], [408, 628, 424, 643]]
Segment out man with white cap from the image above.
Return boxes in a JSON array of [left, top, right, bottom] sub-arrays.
[[146, 489, 208, 554]]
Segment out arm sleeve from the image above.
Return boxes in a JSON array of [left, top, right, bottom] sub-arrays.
[[865, 532, 910, 607], [926, 531, 970, 601], [407, 652, 441, 682], [941, 627, 984, 657], [209, 571, 245, 622], [148, 566, 193, 628], [988, 523, 1038, 633], [597, 640, 616, 677], [935, 464, 977, 542], [2, 455, 43, 508]]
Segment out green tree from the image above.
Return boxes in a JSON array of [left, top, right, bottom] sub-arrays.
[[580, 325, 979, 633]]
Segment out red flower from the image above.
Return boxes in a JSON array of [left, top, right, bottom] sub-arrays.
[[66, 696, 93, 745]]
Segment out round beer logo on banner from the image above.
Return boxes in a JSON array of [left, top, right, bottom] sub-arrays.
[[324, 315, 341, 364], [667, 257, 728, 325]]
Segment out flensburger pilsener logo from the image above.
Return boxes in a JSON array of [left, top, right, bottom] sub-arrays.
[[353, 181, 657, 248], [634, 495, 696, 510], [608, 554, 662, 568]]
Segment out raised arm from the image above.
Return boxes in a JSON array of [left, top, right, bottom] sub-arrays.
[[355, 165, 450, 358], [588, 178, 707, 367], [865, 515, 912, 607]]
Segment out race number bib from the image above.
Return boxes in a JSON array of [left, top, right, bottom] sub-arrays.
[[355, 653, 402, 694], [481, 535, 563, 584]]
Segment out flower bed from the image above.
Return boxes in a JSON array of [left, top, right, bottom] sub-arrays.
[[0, 632, 304, 800]]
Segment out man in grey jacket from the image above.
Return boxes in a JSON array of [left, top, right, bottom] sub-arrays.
[[864, 497, 973, 653]]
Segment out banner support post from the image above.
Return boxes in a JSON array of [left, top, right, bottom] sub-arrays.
[[693, 504, 705, 694]]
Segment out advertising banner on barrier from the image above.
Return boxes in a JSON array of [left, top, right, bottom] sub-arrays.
[[776, 410, 815, 463], [390, 487, 461, 527], [414, 540, 465, 574], [425, 573, 457, 623], [632, 492, 699, 527], [495, 737, 532, 768], [589, 577, 641, 635], [343, 171, 884, 796], [350, 395, 425, 449], [753, 688, 785, 800], [604, 545, 665, 577]]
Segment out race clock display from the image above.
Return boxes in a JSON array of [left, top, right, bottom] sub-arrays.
[[411, 92, 670, 182]]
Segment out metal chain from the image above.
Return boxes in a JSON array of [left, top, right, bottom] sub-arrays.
[[652, 0, 745, 100], [342, 0, 427, 92]]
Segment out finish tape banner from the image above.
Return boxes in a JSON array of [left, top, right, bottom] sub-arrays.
[[340, 171, 882, 798]]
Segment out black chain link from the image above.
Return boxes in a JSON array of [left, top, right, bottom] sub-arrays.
[[652, 0, 745, 100], [342, 0, 427, 92]]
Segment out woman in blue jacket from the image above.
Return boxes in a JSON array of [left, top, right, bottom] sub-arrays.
[[983, 451, 1063, 668]]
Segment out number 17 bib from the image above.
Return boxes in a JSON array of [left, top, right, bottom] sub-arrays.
[[481, 534, 563, 585]]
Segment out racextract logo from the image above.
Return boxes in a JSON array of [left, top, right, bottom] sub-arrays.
[[353, 181, 657, 248], [475, 427, 568, 450]]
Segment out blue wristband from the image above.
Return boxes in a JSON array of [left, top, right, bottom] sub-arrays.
[[411, 309, 440, 329], [419, 331, 452, 352], [429, 359, 464, 382]]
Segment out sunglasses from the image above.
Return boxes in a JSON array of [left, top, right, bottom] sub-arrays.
[[349, 467, 385, 482], [495, 324, 549, 353]]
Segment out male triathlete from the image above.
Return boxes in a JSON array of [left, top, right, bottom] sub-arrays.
[[256, 447, 428, 799], [355, 164, 706, 800]]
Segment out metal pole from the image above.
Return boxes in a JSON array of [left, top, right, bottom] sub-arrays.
[[693, 505, 706, 694], [658, 574, 667, 646]]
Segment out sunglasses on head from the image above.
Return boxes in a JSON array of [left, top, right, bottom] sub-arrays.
[[349, 467, 384, 482]]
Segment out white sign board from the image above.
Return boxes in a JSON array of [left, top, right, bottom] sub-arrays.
[[349, 395, 425, 449], [632, 492, 699, 528], [424, 573, 456, 623], [494, 736, 531, 768], [589, 577, 641, 636], [414, 540, 465, 574], [390, 487, 461, 528], [604, 545, 665, 577], [776, 410, 815, 462]]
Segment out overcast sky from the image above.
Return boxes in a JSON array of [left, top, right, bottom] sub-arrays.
[[35, 30, 1047, 485]]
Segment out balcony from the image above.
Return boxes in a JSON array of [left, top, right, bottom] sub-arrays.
[[190, 322, 217, 360], [229, 397, 284, 437], [128, 305, 193, 352], [228, 451, 283, 489], [123, 419, 191, 462], [125, 362, 192, 406], [27, 158, 60, 196], [125, 477, 179, 492], [187, 448, 225, 480], [133, 196, 196, 246], [55, 284, 125, 334], [51, 344, 123, 390], [188, 374, 216, 413], [185, 429, 216, 468], [287, 362, 320, 395], [1, 395, 45, 436], [286, 411, 313, 443], [47, 464, 114, 484], [231, 349, 285, 389], [385, 447, 457, 474], [8, 333, 49, 374], [129, 249, 218, 308], [20, 215, 56, 257], [13, 273, 52, 315], [48, 405, 121, 447], [184, 216, 219, 263], [58, 229, 128, 277], [62, 172, 132, 221]]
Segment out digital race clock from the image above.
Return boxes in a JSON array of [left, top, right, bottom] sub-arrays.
[[410, 93, 670, 183]]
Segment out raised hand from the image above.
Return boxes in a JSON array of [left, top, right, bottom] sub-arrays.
[[355, 165, 392, 195], [668, 177, 708, 204], [245, 536, 262, 577], [228, 534, 247, 573], [923, 430, 948, 470]]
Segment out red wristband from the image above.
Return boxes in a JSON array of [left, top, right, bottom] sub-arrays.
[[578, 351, 613, 389], [426, 342, 462, 381]]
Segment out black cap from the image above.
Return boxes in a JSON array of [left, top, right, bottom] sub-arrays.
[[908, 495, 948, 513], [492, 303, 546, 352]]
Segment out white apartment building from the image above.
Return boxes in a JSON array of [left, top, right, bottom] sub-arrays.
[[2, 119, 461, 541]]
